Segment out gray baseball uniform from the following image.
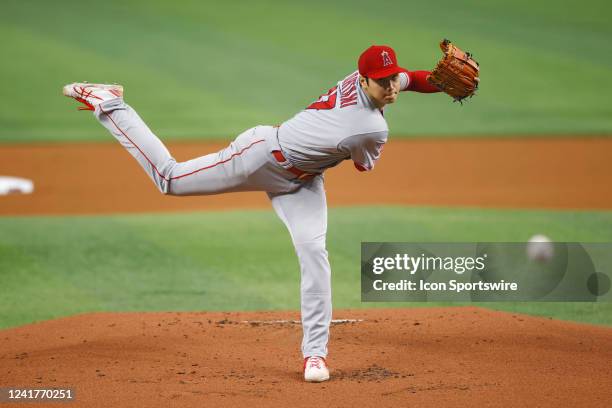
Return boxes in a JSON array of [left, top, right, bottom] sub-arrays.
[[93, 70, 395, 358]]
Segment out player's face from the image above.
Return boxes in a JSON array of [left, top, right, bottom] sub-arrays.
[[360, 74, 401, 108]]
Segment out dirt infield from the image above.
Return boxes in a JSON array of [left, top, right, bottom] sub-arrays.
[[2, 138, 612, 406], [1, 137, 612, 215], [1, 307, 611, 407]]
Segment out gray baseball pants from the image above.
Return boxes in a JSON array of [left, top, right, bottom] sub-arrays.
[[94, 98, 331, 358]]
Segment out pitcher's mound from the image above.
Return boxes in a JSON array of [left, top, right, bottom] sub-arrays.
[[1, 307, 611, 407]]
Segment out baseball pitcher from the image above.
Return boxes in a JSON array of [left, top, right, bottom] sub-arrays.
[[62, 43, 478, 382]]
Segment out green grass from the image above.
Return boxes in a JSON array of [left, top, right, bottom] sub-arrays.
[[1, 0, 611, 142], [1, 206, 611, 329]]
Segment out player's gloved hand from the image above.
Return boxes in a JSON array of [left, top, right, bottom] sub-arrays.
[[427, 39, 480, 104]]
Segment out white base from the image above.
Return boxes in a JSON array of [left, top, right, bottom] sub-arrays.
[[0, 176, 34, 195]]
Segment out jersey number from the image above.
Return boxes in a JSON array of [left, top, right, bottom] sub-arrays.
[[306, 86, 338, 110]]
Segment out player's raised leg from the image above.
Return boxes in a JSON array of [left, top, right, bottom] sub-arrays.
[[63, 83, 278, 196], [64, 82, 180, 192], [268, 176, 332, 382]]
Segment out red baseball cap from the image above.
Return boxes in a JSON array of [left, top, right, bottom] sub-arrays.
[[358, 45, 406, 79]]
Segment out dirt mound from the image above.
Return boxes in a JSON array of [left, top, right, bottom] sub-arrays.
[[1, 307, 611, 407], [1, 137, 612, 215]]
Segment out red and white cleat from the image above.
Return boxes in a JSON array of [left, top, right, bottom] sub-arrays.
[[62, 82, 124, 111], [303, 356, 330, 382]]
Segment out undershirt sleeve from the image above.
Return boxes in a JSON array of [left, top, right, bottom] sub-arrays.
[[399, 70, 441, 93]]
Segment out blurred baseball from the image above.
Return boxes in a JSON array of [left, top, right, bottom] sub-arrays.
[[527, 234, 554, 262]]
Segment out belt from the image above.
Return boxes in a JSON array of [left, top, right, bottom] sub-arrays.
[[272, 150, 317, 181]]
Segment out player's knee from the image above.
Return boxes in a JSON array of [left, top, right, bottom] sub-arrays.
[[294, 239, 329, 263], [150, 177, 172, 195], [159, 185, 172, 195], [155, 159, 177, 195], [292, 230, 326, 247], [162, 187, 184, 196]]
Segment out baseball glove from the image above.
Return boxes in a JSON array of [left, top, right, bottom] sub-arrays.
[[427, 39, 480, 103]]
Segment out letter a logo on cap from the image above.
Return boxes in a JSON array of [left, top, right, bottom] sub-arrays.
[[381, 50, 393, 67], [359, 45, 405, 79]]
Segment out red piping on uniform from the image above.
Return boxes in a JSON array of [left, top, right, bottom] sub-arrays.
[[100, 107, 265, 182], [171, 139, 265, 180]]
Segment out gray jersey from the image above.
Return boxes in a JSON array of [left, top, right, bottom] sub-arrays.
[[277, 71, 389, 173]]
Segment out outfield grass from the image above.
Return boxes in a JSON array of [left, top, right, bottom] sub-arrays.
[[1, 0, 611, 142], [1, 206, 611, 329]]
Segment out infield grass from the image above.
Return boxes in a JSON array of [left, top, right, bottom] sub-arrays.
[[1, 0, 611, 142], [1, 206, 611, 329]]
